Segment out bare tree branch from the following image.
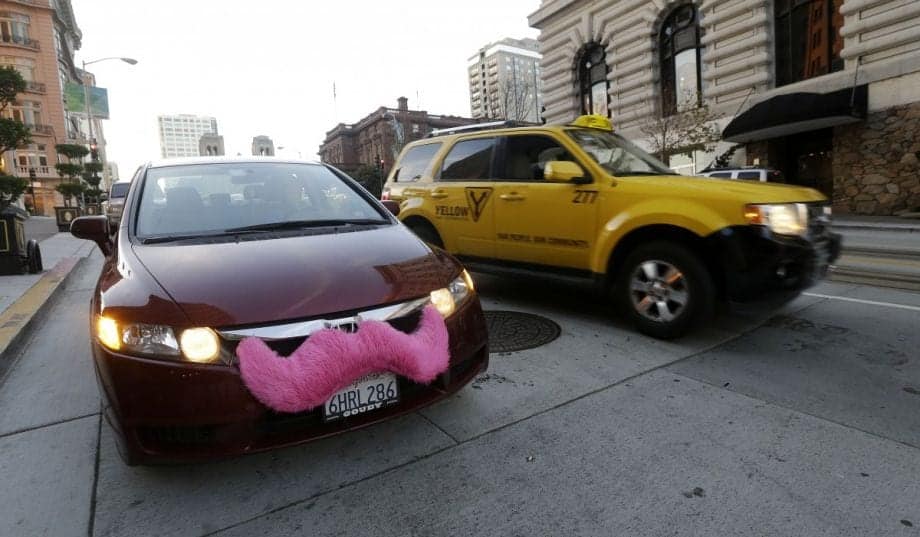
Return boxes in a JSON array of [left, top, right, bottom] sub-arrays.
[[639, 96, 722, 166]]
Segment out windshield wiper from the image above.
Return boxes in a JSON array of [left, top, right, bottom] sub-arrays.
[[140, 233, 225, 244], [223, 219, 388, 233]]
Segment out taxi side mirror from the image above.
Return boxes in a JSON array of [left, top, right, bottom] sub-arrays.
[[70, 216, 113, 256], [544, 161, 588, 184], [381, 200, 401, 216]]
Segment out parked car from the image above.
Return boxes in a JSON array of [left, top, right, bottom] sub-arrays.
[[101, 181, 131, 229], [70, 158, 488, 465], [383, 115, 841, 339], [698, 167, 786, 182]]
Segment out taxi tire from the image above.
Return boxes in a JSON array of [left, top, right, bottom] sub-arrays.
[[615, 241, 714, 340], [409, 221, 444, 249]]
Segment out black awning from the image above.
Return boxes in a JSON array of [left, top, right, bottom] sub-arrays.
[[722, 84, 867, 143]]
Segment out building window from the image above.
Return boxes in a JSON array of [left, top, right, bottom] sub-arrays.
[[0, 56, 34, 81], [8, 101, 41, 126], [578, 44, 609, 117], [0, 12, 30, 45], [660, 4, 702, 116], [775, 0, 844, 87]]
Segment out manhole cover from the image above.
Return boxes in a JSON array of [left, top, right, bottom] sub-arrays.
[[484, 310, 561, 353]]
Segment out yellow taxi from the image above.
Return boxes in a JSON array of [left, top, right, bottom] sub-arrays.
[[383, 115, 841, 338]]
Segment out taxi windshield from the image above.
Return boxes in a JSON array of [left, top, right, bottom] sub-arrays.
[[566, 128, 675, 176]]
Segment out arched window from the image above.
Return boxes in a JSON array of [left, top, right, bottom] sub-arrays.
[[578, 44, 609, 117], [660, 4, 702, 116], [775, 0, 844, 86]]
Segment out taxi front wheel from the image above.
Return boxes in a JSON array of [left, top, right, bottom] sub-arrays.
[[615, 241, 714, 340], [408, 221, 444, 249]]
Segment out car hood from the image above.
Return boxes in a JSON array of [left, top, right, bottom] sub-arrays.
[[129, 225, 457, 327], [622, 175, 827, 204]]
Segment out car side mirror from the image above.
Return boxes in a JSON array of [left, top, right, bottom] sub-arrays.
[[381, 200, 401, 216], [70, 216, 113, 256], [544, 161, 588, 184]]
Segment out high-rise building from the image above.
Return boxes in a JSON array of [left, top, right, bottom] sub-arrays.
[[468, 38, 543, 123], [158, 114, 219, 158], [199, 133, 225, 156], [251, 135, 274, 156], [0, 0, 88, 215]]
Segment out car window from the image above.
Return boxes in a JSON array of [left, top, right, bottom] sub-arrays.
[[502, 135, 573, 181], [135, 162, 387, 238], [393, 143, 441, 183], [565, 129, 673, 176], [708, 172, 732, 178], [110, 183, 130, 198], [439, 138, 495, 181], [736, 171, 761, 180]]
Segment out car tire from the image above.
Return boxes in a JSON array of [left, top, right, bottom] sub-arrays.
[[615, 241, 714, 340], [26, 240, 42, 274], [408, 221, 444, 249]]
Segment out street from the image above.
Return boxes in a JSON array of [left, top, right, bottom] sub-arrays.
[[0, 250, 917, 537]]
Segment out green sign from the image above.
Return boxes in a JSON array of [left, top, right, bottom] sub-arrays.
[[64, 81, 110, 119]]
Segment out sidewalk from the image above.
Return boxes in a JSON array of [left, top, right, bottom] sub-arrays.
[[833, 214, 920, 232], [0, 224, 95, 375]]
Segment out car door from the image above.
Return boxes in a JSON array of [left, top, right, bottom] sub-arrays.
[[492, 133, 598, 269], [431, 136, 498, 258]]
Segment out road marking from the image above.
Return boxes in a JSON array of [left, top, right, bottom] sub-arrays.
[[803, 292, 920, 312]]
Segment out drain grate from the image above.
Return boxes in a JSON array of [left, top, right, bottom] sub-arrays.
[[484, 310, 561, 353]]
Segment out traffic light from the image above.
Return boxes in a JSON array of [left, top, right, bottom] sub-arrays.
[[90, 142, 99, 162]]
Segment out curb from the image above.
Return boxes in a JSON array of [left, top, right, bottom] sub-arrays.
[[832, 222, 920, 233], [0, 254, 89, 381]]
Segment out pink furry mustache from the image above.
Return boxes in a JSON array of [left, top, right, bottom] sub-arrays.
[[236, 305, 450, 413]]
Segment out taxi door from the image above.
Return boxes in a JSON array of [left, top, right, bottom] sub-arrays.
[[492, 134, 598, 269], [427, 136, 498, 258]]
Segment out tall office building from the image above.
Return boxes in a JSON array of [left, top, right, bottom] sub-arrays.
[[468, 37, 543, 123], [157, 114, 219, 158]]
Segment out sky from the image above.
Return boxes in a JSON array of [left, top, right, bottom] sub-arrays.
[[70, 0, 541, 177]]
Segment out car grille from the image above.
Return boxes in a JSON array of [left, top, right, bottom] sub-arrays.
[[217, 299, 427, 362]]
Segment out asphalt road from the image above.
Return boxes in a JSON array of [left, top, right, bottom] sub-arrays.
[[1, 250, 919, 536]]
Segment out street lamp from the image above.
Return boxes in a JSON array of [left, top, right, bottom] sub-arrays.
[[81, 57, 137, 149]]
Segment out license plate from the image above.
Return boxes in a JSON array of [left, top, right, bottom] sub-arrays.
[[323, 372, 399, 422]]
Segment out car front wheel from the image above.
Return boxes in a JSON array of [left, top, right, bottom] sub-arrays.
[[615, 241, 714, 339]]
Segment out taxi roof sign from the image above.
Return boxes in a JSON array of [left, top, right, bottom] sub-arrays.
[[570, 114, 613, 131]]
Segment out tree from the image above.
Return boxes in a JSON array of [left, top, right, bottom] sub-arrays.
[[494, 78, 537, 122], [351, 164, 383, 198], [82, 161, 104, 203], [0, 66, 31, 211], [54, 143, 90, 207], [639, 100, 722, 165]]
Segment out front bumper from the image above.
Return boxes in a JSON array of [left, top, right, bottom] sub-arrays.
[[708, 225, 842, 301], [92, 297, 488, 464]]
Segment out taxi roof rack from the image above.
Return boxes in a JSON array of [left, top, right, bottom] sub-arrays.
[[426, 120, 538, 138]]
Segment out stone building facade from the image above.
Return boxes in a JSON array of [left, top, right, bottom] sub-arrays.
[[529, 0, 920, 215], [319, 97, 478, 175], [0, 0, 89, 215]]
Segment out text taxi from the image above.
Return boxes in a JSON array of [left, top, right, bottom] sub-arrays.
[[383, 115, 841, 339]]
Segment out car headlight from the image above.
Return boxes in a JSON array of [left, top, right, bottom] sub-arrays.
[[429, 270, 475, 317], [744, 203, 808, 236], [94, 315, 221, 363]]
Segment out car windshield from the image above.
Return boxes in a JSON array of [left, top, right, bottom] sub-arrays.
[[134, 162, 388, 240], [566, 128, 674, 176], [110, 183, 130, 198]]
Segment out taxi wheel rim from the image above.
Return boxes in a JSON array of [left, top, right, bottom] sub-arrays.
[[629, 260, 688, 323]]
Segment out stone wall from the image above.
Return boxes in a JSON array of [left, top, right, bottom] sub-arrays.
[[833, 102, 920, 215]]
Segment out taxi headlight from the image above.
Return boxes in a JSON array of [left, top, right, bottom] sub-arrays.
[[94, 316, 221, 363], [744, 203, 808, 237], [430, 270, 475, 317]]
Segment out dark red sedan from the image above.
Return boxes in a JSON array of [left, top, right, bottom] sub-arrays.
[[71, 158, 488, 465]]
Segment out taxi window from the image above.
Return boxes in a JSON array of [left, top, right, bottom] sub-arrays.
[[440, 138, 495, 181], [393, 143, 441, 182], [502, 135, 573, 181]]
